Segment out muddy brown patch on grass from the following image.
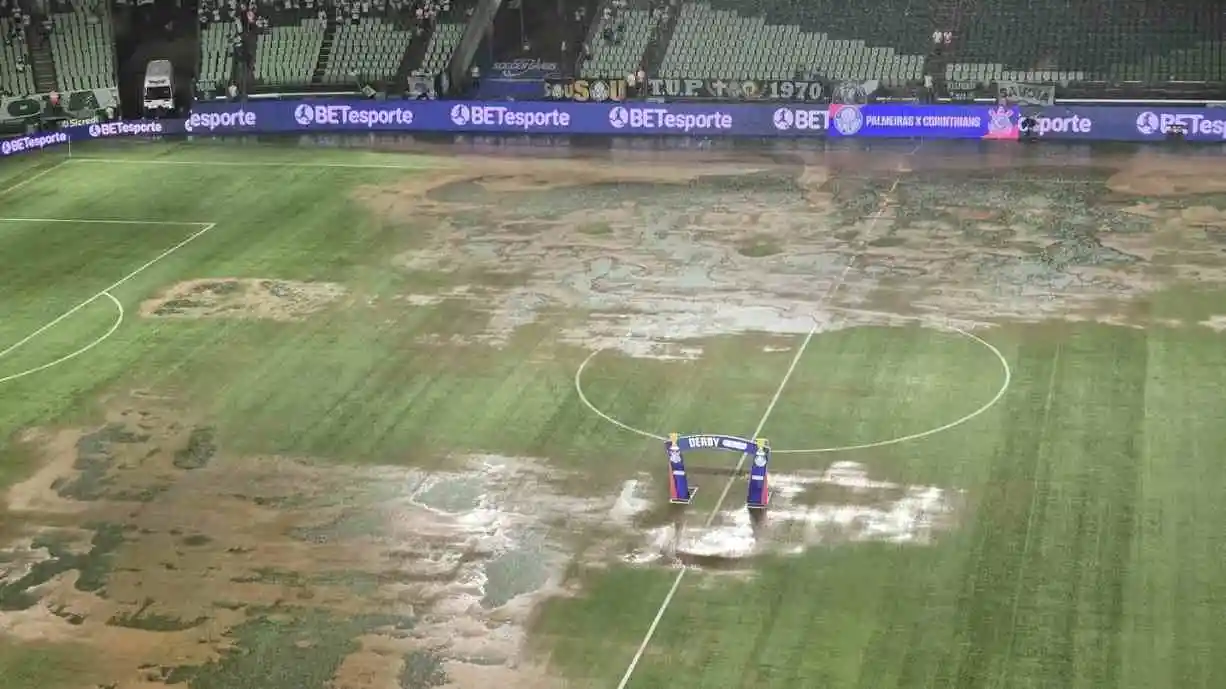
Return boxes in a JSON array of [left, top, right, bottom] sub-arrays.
[[1107, 155, 1226, 197], [0, 396, 640, 689], [350, 151, 1226, 353], [140, 278, 346, 321]]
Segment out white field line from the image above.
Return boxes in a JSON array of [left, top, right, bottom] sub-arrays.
[[0, 159, 69, 197], [65, 156, 1096, 185], [66, 157, 434, 171], [615, 143, 922, 688], [0, 292, 123, 384], [0, 222, 217, 363], [574, 321, 1012, 452], [0, 217, 209, 226]]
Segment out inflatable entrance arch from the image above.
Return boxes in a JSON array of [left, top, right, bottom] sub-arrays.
[[665, 433, 771, 508]]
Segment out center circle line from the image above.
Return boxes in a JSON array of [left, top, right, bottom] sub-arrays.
[[573, 323, 1012, 453]]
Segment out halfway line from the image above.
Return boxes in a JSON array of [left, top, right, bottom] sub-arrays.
[[614, 144, 920, 688]]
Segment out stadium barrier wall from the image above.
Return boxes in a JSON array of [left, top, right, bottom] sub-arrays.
[[179, 101, 1226, 141], [0, 120, 177, 158], [4, 103, 1226, 159]]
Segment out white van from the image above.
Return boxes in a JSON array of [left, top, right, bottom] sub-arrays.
[[142, 59, 174, 115]]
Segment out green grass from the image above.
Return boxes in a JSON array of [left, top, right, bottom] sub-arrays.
[[536, 323, 1226, 689], [0, 642, 95, 689], [2, 144, 1226, 689]]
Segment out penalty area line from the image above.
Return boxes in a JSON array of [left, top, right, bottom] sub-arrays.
[[0, 222, 218, 365], [614, 141, 922, 689]]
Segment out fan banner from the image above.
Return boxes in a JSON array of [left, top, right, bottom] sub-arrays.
[[643, 78, 824, 102], [998, 81, 1056, 106]]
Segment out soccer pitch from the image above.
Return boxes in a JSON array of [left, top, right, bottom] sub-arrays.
[[2, 140, 1226, 689]]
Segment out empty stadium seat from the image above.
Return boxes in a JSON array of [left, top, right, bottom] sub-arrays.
[[0, 17, 36, 96], [1109, 41, 1226, 82], [421, 21, 463, 74], [49, 8, 117, 90], [944, 63, 1088, 86], [660, 2, 922, 83], [580, 6, 655, 79], [253, 17, 325, 85], [947, 0, 1224, 82], [198, 22, 236, 92], [324, 18, 414, 83]]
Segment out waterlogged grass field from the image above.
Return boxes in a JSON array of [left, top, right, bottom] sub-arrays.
[[1, 140, 1226, 689]]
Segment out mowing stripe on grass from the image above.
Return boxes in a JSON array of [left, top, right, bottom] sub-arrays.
[[63, 155, 1098, 185], [0, 217, 209, 226], [0, 159, 69, 197], [996, 342, 1062, 686], [0, 222, 217, 363], [616, 144, 920, 687], [0, 292, 124, 385], [66, 157, 437, 171]]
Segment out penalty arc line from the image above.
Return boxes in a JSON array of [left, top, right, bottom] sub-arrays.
[[0, 293, 124, 385], [0, 222, 218, 364], [614, 149, 920, 689]]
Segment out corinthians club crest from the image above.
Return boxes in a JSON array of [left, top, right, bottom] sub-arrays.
[[984, 105, 1019, 139]]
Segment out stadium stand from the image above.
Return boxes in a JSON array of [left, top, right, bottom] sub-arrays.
[[1108, 41, 1225, 82], [420, 19, 463, 75], [253, 14, 325, 86], [197, 0, 457, 90], [579, 1, 656, 79], [944, 1, 1225, 84], [198, 21, 237, 92], [660, 2, 923, 84], [48, 0, 117, 91], [575, 0, 1221, 90], [0, 8, 37, 97], [323, 16, 416, 84]]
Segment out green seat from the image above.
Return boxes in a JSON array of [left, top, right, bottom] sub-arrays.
[[657, 2, 924, 82], [49, 10, 117, 91]]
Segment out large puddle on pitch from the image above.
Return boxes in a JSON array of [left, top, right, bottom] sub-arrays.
[[625, 462, 963, 570]]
